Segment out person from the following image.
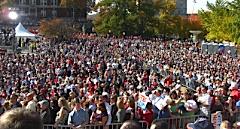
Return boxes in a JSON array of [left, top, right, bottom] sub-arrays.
[[120, 120, 143, 129], [150, 119, 168, 129], [54, 97, 70, 127], [197, 86, 211, 117], [90, 102, 108, 129], [138, 102, 154, 126], [186, 117, 214, 129], [68, 98, 89, 129], [9, 93, 22, 108], [220, 120, 231, 129], [39, 100, 52, 124], [116, 97, 126, 123], [25, 92, 37, 112], [102, 94, 112, 125], [110, 95, 118, 123], [210, 96, 223, 113], [0, 108, 42, 129]]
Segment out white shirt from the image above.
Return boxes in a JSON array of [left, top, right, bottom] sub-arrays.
[[198, 94, 211, 106], [104, 102, 112, 125], [26, 100, 37, 112]]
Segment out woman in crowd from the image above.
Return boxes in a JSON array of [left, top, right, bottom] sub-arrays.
[[116, 97, 126, 123], [54, 97, 70, 127], [211, 96, 224, 113], [90, 102, 108, 129]]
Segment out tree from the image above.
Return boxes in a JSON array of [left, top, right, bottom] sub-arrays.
[[60, 0, 87, 19], [93, 0, 165, 37], [39, 19, 76, 39], [199, 0, 234, 42], [229, 0, 240, 43], [0, 0, 14, 10]]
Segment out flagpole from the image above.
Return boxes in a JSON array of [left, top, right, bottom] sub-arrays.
[[192, 0, 197, 14]]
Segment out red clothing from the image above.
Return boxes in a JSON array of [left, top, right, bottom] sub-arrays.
[[140, 109, 153, 125], [230, 89, 240, 101]]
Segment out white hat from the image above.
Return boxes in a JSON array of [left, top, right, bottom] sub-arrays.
[[185, 100, 198, 111], [102, 92, 109, 97]]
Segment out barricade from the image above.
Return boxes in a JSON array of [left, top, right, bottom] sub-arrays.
[[221, 111, 240, 124], [44, 121, 148, 129], [156, 115, 204, 129]]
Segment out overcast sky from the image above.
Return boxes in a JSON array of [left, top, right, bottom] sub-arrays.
[[187, 0, 233, 14]]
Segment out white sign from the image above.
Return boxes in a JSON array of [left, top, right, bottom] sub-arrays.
[[211, 111, 222, 129], [152, 95, 168, 110]]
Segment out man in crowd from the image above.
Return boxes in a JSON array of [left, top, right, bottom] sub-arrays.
[[68, 98, 89, 129], [39, 100, 51, 124]]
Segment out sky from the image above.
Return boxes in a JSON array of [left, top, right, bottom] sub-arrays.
[[187, 0, 234, 14], [187, 0, 216, 14], [95, 0, 228, 14]]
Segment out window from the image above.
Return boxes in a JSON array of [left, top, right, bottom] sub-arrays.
[[41, 9, 46, 17], [53, 0, 57, 6], [20, 0, 26, 4], [52, 10, 57, 16], [40, 0, 47, 5], [31, 0, 36, 5]]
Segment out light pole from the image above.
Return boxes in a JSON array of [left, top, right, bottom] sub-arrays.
[[8, 11, 18, 53]]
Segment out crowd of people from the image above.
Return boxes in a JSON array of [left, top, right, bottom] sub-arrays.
[[0, 34, 240, 129]]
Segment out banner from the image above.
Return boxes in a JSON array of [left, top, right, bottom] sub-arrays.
[[137, 93, 150, 110], [211, 111, 222, 129], [152, 95, 168, 110]]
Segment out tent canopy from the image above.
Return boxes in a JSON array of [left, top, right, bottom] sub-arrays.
[[15, 23, 35, 37]]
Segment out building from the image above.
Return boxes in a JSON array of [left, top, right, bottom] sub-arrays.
[[175, 0, 187, 16], [0, 0, 87, 26]]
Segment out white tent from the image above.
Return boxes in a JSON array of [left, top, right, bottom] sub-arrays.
[[15, 23, 35, 37]]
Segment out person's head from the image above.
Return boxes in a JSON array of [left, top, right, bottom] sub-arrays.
[[38, 100, 49, 110], [150, 119, 168, 129], [0, 108, 42, 129], [127, 98, 135, 108], [58, 97, 69, 110], [120, 120, 142, 129], [196, 87, 201, 94], [3, 101, 11, 110], [170, 91, 177, 99], [201, 86, 207, 94], [73, 98, 82, 110], [220, 120, 231, 129], [26, 92, 34, 101], [10, 93, 18, 104], [110, 95, 117, 104], [233, 122, 240, 129], [146, 102, 153, 110], [214, 96, 222, 105]]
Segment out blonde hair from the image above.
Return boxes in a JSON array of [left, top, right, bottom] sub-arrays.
[[58, 97, 70, 111], [220, 120, 231, 129], [117, 97, 125, 109]]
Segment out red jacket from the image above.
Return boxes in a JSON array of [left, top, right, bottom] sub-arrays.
[[139, 109, 154, 125]]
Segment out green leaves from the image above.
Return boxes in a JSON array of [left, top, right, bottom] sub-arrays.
[[93, 0, 163, 37], [199, 0, 240, 44]]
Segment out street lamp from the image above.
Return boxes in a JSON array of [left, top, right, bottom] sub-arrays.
[[8, 11, 18, 20], [8, 11, 18, 52]]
